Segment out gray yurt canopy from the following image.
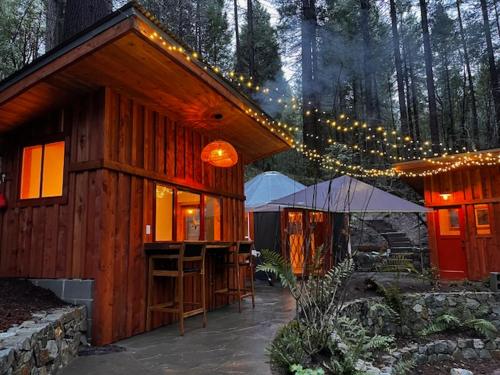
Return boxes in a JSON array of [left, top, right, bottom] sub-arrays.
[[271, 175, 429, 213], [245, 171, 305, 212]]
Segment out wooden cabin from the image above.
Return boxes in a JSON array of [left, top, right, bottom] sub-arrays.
[[0, 3, 290, 345], [395, 150, 500, 281]]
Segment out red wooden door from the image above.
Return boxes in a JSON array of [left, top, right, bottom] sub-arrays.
[[435, 207, 468, 280]]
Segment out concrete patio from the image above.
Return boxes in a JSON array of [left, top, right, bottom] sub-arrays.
[[62, 282, 294, 374]]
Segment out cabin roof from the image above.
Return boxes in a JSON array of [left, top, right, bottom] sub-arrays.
[[0, 2, 291, 163], [393, 148, 500, 174]]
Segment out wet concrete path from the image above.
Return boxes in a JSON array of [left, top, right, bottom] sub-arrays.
[[62, 282, 294, 375]]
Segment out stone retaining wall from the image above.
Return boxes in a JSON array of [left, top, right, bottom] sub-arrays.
[[0, 306, 86, 375], [342, 291, 500, 336]]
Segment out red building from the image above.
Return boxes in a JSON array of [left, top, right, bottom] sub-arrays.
[[395, 150, 500, 280]]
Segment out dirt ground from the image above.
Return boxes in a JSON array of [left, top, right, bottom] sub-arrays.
[[412, 358, 500, 374], [0, 278, 65, 332], [344, 271, 490, 301]]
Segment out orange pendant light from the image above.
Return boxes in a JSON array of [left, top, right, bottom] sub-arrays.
[[201, 140, 238, 168]]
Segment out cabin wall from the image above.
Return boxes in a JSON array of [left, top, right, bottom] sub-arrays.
[[0, 87, 246, 345], [424, 165, 500, 280], [94, 88, 245, 344], [0, 89, 105, 280]]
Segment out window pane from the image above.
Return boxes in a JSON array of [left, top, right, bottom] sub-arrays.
[[20, 145, 43, 199], [177, 191, 201, 240], [475, 204, 491, 235], [438, 208, 461, 236], [41, 141, 65, 197], [155, 185, 173, 241], [204, 196, 221, 241]]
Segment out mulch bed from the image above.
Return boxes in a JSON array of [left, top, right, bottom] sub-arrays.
[[412, 358, 500, 374], [0, 278, 65, 332]]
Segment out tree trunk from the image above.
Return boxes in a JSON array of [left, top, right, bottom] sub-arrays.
[[195, 0, 201, 54], [234, 0, 241, 66], [480, 0, 500, 145], [444, 55, 456, 148], [247, 0, 255, 78], [457, 0, 480, 146], [301, 0, 320, 154], [408, 42, 421, 141], [63, 0, 111, 41], [389, 0, 409, 136], [419, 0, 440, 153], [46, 0, 66, 51], [360, 0, 376, 120], [494, 0, 500, 37]]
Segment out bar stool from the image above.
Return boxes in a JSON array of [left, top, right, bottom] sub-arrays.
[[214, 240, 255, 312], [146, 241, 207, 335]]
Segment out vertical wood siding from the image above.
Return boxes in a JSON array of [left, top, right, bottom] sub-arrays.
[[424, 166, 500, 280], [0, 87, 246, 345]]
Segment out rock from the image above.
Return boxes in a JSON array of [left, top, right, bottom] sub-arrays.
[[462, 348, 478, 360], [434, 340, 449, 354], [450, 369, 473, 375], [0, 332, 16, 340], [413, 304, 423, 313], [491, 350, 500, 360], [473, 339, 484, 349], [45, 340, 58, 361], [479, 349, 492, 359]]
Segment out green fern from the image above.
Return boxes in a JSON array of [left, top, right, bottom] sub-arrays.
[[392, 359, 416, 375], [420, 312, 497, 338], [257, 249, 297, 290]]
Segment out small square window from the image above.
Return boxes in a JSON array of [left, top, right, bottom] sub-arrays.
[[474, 204, 491, 235], [20, 141, 65, 200]]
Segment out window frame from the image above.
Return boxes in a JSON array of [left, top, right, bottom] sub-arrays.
[[17, 134, 69, 207], [153, 183, 223, 242], [474, 203, 493, 237]]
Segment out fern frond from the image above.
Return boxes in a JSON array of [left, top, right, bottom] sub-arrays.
[[392, 359, 416, 375], [257, 249, 297, 290], [465, 318, 498, 338]]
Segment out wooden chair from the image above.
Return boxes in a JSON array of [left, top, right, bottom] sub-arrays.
[[146, 241, 207, 335], [214, 240, 255, 312]]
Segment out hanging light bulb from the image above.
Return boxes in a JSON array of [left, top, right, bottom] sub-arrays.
[[201, 140, 238, 168]]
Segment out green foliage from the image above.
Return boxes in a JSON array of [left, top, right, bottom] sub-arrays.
[[0, 0, 45, 79], [290, 364, 325, 375], [260, 249, 399, 374], [420, 312, 497, 338], [391, 358, 416, 375], [269, 321, 309, 369], [375, 283, 403, 316]]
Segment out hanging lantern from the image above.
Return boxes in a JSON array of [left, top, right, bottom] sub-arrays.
[[201, 140, 238, 168], [0, 193, 5, 209]]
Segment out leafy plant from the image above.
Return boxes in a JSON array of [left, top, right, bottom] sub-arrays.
[[259, 248, 399, 374], [290, 364, 325, 375], [268, 321, 308, 369], [391, 358, 416, 375], [420, 312, 497, 338]]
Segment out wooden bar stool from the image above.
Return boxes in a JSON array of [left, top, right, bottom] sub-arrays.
[[214, 240, 255, 312], [146, 241, 207, 335]]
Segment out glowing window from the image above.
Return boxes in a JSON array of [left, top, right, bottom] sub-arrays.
[[204, 195, 221, 241], [155, 185, 173, 241], [177, 191, 201, 240], [474, 204, 491, 235], [438, 208, 461, 236], [20, 141, 65, 199]]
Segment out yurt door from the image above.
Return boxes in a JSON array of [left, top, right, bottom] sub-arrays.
[[435, 207, 467, 279], [287, 211, 305, 274]]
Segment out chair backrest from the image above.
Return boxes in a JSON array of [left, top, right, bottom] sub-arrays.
[[181, 241, 207, 261], [236, 241, 253, 256]]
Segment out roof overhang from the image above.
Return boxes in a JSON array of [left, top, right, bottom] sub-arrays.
[[393, 148, 500, 175], [0, 3, 291, 163]]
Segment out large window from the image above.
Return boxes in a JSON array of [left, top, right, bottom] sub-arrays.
[[204, 195, 221, 241], [20, 141, 65, 199], [154, 185, 222, 241], [155, 185, 174, 241], [474, 204, 491, 235]]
